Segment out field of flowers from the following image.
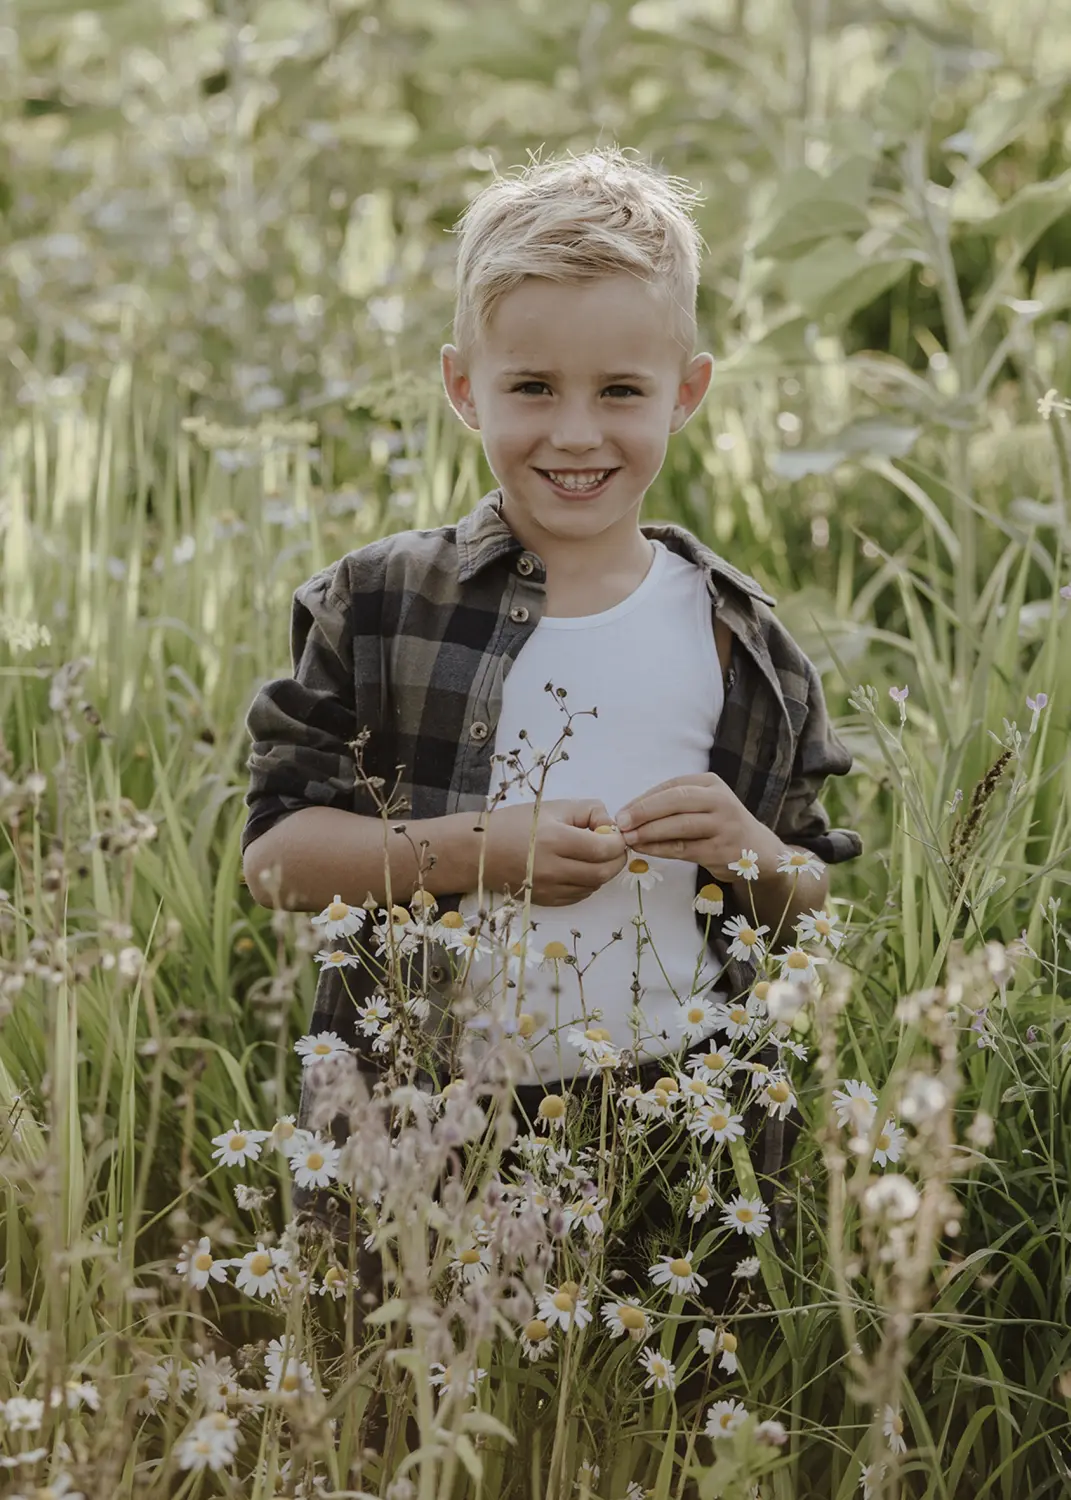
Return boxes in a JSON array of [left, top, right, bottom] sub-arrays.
[[1, 1, 1070, 1497]]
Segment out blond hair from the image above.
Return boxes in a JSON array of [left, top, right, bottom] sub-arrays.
[[448, 145, 707, 366]]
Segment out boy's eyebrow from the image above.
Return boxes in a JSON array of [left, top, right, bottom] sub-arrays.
[[500, 367, 655, 381]]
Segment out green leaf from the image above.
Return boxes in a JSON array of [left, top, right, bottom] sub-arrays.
[[332, 113, 420, 150], [750, 165, 870, 259], [781, 236, 911, 323], [459, 1408, 517, 1443], [872, 29, 935, 139], [973, 169, 1071, 250], [942, 82, 1069, 168], [776, 418, 923, 478]]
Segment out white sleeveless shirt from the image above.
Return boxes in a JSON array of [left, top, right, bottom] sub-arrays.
[[455, 539, 727, 1084]]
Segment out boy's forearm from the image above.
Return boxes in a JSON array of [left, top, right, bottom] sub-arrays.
[[243, 806, 487, 912]]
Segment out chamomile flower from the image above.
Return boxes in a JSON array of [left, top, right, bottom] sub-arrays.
[[727, 849, 761, 881], [567, 1024, 618, 1066], [717, 1329, 739, 1373], [193, 1353, 242, 1411], [704, 1398, 750, 1438], [687, 1104, 745, 1146], [451, 1239, 493, 1283], [210, 1120, 268, 1168], [294, 1031, 351, 1067], [519, 1318, 554, 1360], [176, 1235, 229, 1290], [176, 1412, 239, 1471], [310, 895, 364, 939], [316, 947, 362, 973], [795, 906, 844, 950], [536, 1280, 593, 1332], [48, 1379, 101, 1413], [711, 993, 766, 1042], [133, 1358, 195, 1414], [428, 1363, 488, 1398], [265, 1338, 316, 1397], [355, 996, 392, 1035], [0, 1397, 44, 1432], [832, 1079, 878, 1130], [649, 1252, 707, 1297], [368, 904, 421, 956], [289, 1134, 340, 1190], [775, 848, 825, 880], [677, 995, 720, 1042], [231, 1243, 289, 1299], [635, 1074, 681, 1119], [776, 945, 829, 986], [687, 1045, 738, 1085], [678, 1072, 722, 1108], [535, 1093, 569, 1132], [732, 1256, 761, 1279], [872, 1120, 906, 1167], [882, 1404, 907, 1454], [562, 1193, 608, 1238], [720, 1195, 770, 1238], [694, 882, 725, 916], [268, 1115, 301, 1155], [638, 1347, 677, 1392], [686, 1167, 718, 1220], [600, 1298, 650, 1341], [317, 1265, 352, 1299], [619, 856, 664, 892], [761, 1073, 797, 1121]]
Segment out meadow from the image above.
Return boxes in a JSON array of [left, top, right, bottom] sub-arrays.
[[1, 1, 1070, 1496]]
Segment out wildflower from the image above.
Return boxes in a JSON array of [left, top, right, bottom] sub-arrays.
[[831, 1080, 878, 1130], [677, 995, 720, 1042], [439, 924, 492, 962], [860, 1460, 889, 1498], [210, 1120, 268, 1168], [633, 1080, 679, 1120], [720, 1195, 770, 1238], [289, 1134, 341, 1190], [451, 1239, 493, 1282], [428, 1362, 488, 1398], [756, 1419, 787, 1445], [638, 1347, 677, 1392], [883, 1404, 907, 1454], [732, 1256, 761, 1279], [519, 1317, 554, 1360], [687, 1045, 737, 1085], [536, 1279, 593, 1332], [316, 946, 362, 972], [600, 1298, 649, 1341], [133, 1357, 196, 1414], [727, 849, 761, 881], [535, 1094, 569, 1132], [761, 1073, 797, 1121], [776, 945, 828, 986], [678, 1072, 720, 1108], [863, 1175, 920, 1221], [176, 1235, 229, 1291], [368, 904, 420, 956], [687, 1104, 745, 1147], [872, 1119, 906, 1167], [193, 1353, 242, 1410], [0, 1397, 44, 1432], [711, 992, 766, 1041], [317, 1265, 352, 1299], [775, 848, 825, 880], [231, 1243, 289, 1299], [268, 1115, 300, 1155], [265, 1337, 317, 1397], [176, 1412, 240, 1471], [649, 1252, 707, 1297], [310, 894, 364, 938], [355, 996, 392, 1035], [704, 1398, 750, 1438], [48, 1378, 101, 1412], [619, 856, 664, 892], [795, 907, 844, 951], [562, 1193, 608, 1238], [764, 979, 808, 1024], [294, 1031, 351, 1067], [695, 882, 724, 915], [686, 1167, 718, 1220], [567, 1024, 618, 1068], [721, 916, 770, 965], [540, 939, 572, 969]]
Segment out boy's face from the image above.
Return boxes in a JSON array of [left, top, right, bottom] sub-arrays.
[[441, 274, 713, 562]]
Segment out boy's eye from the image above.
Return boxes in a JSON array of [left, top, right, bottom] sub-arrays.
[[511, 382, 641, 398]]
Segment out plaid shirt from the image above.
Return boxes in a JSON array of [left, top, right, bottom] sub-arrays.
[[241, 489, 863, 1188]]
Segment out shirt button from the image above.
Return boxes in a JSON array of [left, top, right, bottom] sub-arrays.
[[516, 555, 535, 576], [470, 721, 490, 742], [509, 605, 529, 623]]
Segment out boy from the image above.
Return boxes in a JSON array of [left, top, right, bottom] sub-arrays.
[[241, 146, 863, 1258]]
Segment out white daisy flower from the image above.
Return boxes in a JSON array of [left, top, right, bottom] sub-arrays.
[[315, 946, 362, 973], [355, 996, 392, 1035], [721, 915, 771, 965], [368, 904, 421, 956], [832, 1079, 878, 1131], [633, 1074, 681, 1119], [649, 1252, 707, 1297], [310, 894, 365, 939], [519, 1317, 555, 1361], [536, 1280, 593, 1333], [440, 924, 493, 962], [795, 906, 844, 950], [704, 1397, 750, 1438], [230, 1243, 289, 1300], [293, 1031, 351, 1067], [774, 1034, 809, 1062], [265, 1337, 317, 1397], [882, 1403, 907, 1454], [562, 1193, 608, 1238], [210, 1120, 268, 1168], [268, 1115, 301, 1156], [176, 1235, 229, 1291], [134, 1357, 195, 1414], [717, 1329, 739, 1373], [599, 1298, 649, 1341], [289, 1134, 340, 1190], [0, 1396, 44, 1432], [677, 995, 720, 1042], [764, 979, 809, 1024], [761, 1072, 797, 1121], [860, 1460, 889, 1498], [678, 1072, 723, 1110], [686, 1045, 738, 1085], [535, 1093, 569, 1132], [720, 1195, 770, 1238], [687, 1104, 745, 1146], [711, 993, 767, 1042], [48, 1379, 101, 1412], [638, 1347, 677, 1392], [732, 1256, 761, 1279], [176, 1412, 240, 1471], [872, 1119, 906, 1167], [451, 1239, 493, 1282], [567, 1024, 617, 1064], [776, 945, 829, 986], [428, 1362, 488, 1398], [619, 856, 664, 892], [727, 849, 761, 881], [316, 1265, 353, 1300], [686, 1166, 718, 1221], [193, 1353, 241, 1411], [775, 848, 825, 880], [694, 882, 725, 915]]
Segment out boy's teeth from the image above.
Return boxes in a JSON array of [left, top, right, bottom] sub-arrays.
[[546, 470, 610, 489]]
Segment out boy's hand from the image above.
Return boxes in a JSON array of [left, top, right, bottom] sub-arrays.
[[614, 773, 782, 882], [481, 799, 629, 908]]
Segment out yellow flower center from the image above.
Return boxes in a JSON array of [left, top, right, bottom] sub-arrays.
[[440, 910, 465, 928], [517, 1013, 536, 1037], [622, 1085, 643, 1099], [324, 1266, 344, 1285], [787, 950, 809, 969], [653, 1089, 670, 1107], [739, 928, 757, 945], [628, 858, 650, 874], [728, 1008, 747, 1026], [275, 1120, 295, 1139], [753, 980, 769, 998], [687, 1006, 705, 1023], [585, 1025, 612, 1042], [538, 1095, 566, 1120], [709, 1112, 728, 1130], [560, 1280, 580, 1296], [313, 1042, 332, 1055], [305, 1151, 324, 1172], [543, 940, 570, 960], [618, 1304, 646, 1329], [390, 904, 410, 924], [698, 883, 723, 902], [722, 1332, 738, 1352], [719, 1411, 734, 1430], [249, 1252, 272, 1277], [893, 1414, 904, 1434], [669, 1257, 692, 1277], [459, 1248, 482, 1264], [525, 1318, 549, 1341], [228, 1134, 246, 1152], [327, 901, 348, 920], [737, 1208, 754, 1223], [655, 1076, 678, 1094], [694, 1186, 711, 1204], [877, 1133, 891, 1151], [282, 1372, 301, 1392], [687, 1079, 709, 1096], [704, 1052, 728, 1070], [552, 1290, 575, 1313], [768, 1082, 791, 1103], [194, 1252, 213, 1272]]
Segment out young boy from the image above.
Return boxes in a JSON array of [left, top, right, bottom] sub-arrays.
[[241, 146, 863, 1256]]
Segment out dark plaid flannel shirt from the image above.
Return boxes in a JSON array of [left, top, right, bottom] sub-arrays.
[[240, 489, 863, 1194]]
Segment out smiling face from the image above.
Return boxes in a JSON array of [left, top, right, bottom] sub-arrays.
[[441, 273, 713, 573]]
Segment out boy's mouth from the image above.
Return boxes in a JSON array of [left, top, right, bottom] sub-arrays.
[[534, 467, 619, 498]]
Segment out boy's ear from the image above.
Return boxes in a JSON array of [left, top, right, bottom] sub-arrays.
[[670, 352, 715, 433], [441, 345, 480, 431]]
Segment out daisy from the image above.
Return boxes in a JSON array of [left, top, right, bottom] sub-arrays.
[[176, 1412, 240, 1471], [535, 1094, 569, 1132], [873, 1119, 906, 1167], [687, 1104, 745, 1147], [600, 1298, 649, 1341], [134, 1357, 196, 1414], [268, 1115, 301, 1156], [368, 904, 420, 957], [727, 849, 762, 881], [539, 939, 573, 970], [428, 1362, 488, 1398], [176, 1235, 229, 1290], [721, 915, 771, 965], [231, 1243, 289, 1299], [705, 1398, 750, 1438], [293, 1031, 351, 1067], [687, 1045, 738, 1085], [732, 1256, 761, 1279], [315, 947, 362, 973], [210, 1120, 268, 1168], [536, 1280, 593, 1333], [317, 1265, 353, 1300], [694, 882, 725, 916], [860, 1460, 889, 1498], [678, 1072, 722, 1108], [265, 1337, 316, 1397], [48, 1379, 101, 1412], [776, 945, 829, 987], [638, 1347, 677, 1392], [720, 1195, 770, 1238], [882, 1404, 907, 1454], [761, 1073, 797, 1121], [775, 848, 826, 880], [440, 925, 493, 963], [795, 906, 844, 950], [717, 1329, 739, 1373], [567, 1024, 618, 1066], [677, 994, 720, 1042], [0, 1397, 44, 1432], [619, 856, 664, 892], [649, 1252, 707, 1297], [289, 1134, 341, 1190], [686, 1167, 718, 1221], [451, 1239, 493, 1283], [310, 894, 364, 939], [711, 993, 766, 1042], [354, 996, 392, 1035], [519, 1317, 554, 1361], [832, 1079, 878, 1130], [562, 1193, 608, 1238], [193, 1353, 241, 1411]]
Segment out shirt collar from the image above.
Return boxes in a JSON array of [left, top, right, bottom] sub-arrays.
[[456, 488, 778, 609]]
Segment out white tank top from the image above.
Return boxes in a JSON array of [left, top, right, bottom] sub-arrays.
[[456, 539, 726, 1084]]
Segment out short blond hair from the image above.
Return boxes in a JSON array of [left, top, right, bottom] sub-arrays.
[[449, 145, 707, 366]]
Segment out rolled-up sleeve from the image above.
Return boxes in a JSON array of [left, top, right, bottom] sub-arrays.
[[240, 566, 360, 859], [773, 655, 863, 866]]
